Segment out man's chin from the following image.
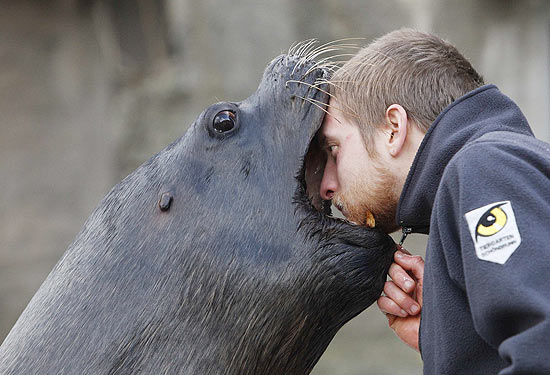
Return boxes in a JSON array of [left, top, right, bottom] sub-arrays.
[[342, 207, 398, 234], [333, 185, 399, 233]]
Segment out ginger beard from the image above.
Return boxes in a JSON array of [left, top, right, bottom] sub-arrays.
[[332, 156, 400, 234]]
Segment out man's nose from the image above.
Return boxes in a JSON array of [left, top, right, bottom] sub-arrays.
[[320, 158, 339, 200]]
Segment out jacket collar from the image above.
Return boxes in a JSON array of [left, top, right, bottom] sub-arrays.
[[395, 84, 534, 235]]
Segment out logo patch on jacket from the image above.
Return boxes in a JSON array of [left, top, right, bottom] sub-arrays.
[[464, 201, 521, 264]]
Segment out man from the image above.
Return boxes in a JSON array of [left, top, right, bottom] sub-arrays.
[[319, 28, 550, 374]]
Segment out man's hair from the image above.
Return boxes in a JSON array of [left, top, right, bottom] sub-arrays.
[[331, 28, 484, 140]]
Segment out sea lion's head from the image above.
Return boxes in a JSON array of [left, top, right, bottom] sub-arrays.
[[0, 45, 396, 375]]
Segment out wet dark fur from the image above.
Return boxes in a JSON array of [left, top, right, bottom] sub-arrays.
[[0, 54, 396, 374]]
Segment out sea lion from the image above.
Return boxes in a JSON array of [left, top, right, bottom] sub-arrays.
[[0, 47, 396, 374]]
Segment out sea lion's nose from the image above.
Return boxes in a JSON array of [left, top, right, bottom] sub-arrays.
[[320, 157, 338, 200]]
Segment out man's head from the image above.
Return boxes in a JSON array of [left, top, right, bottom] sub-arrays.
[[319, 29, 484, 233]]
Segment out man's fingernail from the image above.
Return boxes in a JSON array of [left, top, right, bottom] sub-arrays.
[[410, 304, 420, 314], [395, 251, 403, 258], [404, 280, 413, 290], [400, 309, 407, 317]]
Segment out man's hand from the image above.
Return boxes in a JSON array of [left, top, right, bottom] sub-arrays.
[[377, 248, 424, 352]]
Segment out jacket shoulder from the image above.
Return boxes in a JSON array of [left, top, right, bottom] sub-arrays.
[[449, 131, 550, 169]]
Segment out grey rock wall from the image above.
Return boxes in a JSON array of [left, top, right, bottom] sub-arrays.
[[0, 0, 114, 341]]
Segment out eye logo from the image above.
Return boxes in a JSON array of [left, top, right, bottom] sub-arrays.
[[465, 201, 521, 264], [475, 204, 507, 241]]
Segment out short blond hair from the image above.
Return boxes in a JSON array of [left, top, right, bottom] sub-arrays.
[[332, 29, 484, 140]]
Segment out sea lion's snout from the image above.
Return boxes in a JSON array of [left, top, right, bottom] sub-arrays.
[[257, 53, 330, 136]]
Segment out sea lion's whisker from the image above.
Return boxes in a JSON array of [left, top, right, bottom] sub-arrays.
[[304, 42, 360, 59], [313, 97, 360, 120], [317, 58, 376, 66], [313, 78, 354, 92], [303, 40, 323, 60], [298, 40, 359, 71], [313, 61, 379, 80], [310, 79, 361, 119], [305, 47, 347, 63], [288, 40, 301, 55], [302, 56, 339, 78], [288, 42, 296, 55], [306, 44, 363, 61], [303, 40, 319, 56], [296, 59, 307, 74], [323, 79, 355, 84], [302, 54, 359, 77], [291, 40, 318, 77], [295, 94, 358, 121], [286, 79, 337, 100], [302, 53, 361, 77], [306, 37, 366, 57], [289, 39, 314, 66], [314, 78, 362, 118], [313, 78, 341, 89], [327, 44, 362, 49], [307, 62, 342, 75], [312, 80, 343, 95], [291, 39, 311, 56], [329, 60, 378, 67], [296, 39, 318, 58], [287, 79, 361, 119], [294, 95, 342, 125]]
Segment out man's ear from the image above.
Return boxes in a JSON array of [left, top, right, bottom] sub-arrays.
[[385, 104, 408, 157]]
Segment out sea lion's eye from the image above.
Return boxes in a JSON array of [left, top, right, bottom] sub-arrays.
[[213, 111, 236, 133]]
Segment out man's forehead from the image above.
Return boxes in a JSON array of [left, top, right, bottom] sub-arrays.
[[321, 106, 346, 136]]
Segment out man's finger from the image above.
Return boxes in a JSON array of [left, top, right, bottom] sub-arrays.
[[388, 263, 416, 293], [377, 295, 408, 318], [396, 244, 412, 255], [383, 281, 421, 315], [394, 251, 424, 282]]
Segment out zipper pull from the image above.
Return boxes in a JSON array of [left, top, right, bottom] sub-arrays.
[[399, 227, 412, 246]]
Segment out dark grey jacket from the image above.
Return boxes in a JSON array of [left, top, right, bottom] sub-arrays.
[[396, 85, 550, 374]]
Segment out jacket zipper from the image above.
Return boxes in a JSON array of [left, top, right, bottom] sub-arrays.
[[399, 227, 412, 246]]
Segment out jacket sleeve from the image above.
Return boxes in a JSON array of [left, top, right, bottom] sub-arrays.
[[436, 137, 550, 375]]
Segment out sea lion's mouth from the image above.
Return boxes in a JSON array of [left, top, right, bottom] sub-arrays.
[[298, 132, 377, 229], [294, 111, 356, 226], [294, 135, 365, 235], [302, 129, 331, 215], [288, 67, 352, 226]]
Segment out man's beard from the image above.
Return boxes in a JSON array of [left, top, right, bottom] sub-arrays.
[[332, 160, 400, 234]]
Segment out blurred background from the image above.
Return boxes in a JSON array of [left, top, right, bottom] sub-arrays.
[[1, 0, 549, 373]]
